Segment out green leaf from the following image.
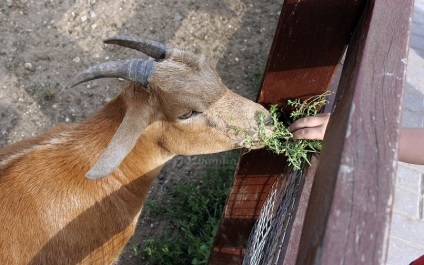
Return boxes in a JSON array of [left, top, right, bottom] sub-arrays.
[[256, 91, 332, 170]]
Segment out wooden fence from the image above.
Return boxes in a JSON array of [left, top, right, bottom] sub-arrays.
[[209, 0, 414, 264]]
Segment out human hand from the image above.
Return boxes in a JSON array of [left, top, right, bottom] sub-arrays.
[[288, 113, 331, 140]]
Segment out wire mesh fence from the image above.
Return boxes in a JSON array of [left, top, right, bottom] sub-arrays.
[[242, 168, 304, 265]]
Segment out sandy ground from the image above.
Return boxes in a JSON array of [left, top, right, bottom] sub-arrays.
[[0, 0, 282, 263]]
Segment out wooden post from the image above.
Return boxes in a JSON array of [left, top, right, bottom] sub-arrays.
[[209, 0, 366, 264], [296, 0, 414, 264]]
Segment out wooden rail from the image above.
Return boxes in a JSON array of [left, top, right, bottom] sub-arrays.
[[209, 0, 414, 264], [296, 0, 414, 264]]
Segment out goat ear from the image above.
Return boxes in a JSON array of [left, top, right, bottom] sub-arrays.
[[85, 108, 150, 180]]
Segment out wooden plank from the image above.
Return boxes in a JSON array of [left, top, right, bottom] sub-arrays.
[[258, 0, 365, 106], [209, 0, 366, 264], [209, 151, 285, 265], [277, 59, 344, 265], [296, 0, 414, 264]]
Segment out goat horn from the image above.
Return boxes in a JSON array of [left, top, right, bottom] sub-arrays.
[[104, 36, 167, 60], [68, 59, 156, 88]]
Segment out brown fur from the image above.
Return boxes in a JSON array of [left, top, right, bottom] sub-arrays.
[[0, 49, 270, 264]]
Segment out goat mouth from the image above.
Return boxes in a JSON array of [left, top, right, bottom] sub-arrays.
[[237, 138, 266, 150], [229, 125, 273, 150], [247, 143, 266, 150]]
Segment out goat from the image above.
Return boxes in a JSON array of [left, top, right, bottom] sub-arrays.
[[0, 36, 271, 264]]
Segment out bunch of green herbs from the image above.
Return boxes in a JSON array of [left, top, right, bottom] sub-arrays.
[[257, 92, 330, 170]]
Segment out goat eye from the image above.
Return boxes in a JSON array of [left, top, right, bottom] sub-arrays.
[[178, 111, 194, 120]]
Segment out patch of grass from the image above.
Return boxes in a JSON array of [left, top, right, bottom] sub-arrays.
[[251, 71, 263, 91], [257, 92, 331, 170], [25, 82, 57, 104], [249, 67, 266, 97], [138, 154, 237, 265], [37, 84, 56, 103]]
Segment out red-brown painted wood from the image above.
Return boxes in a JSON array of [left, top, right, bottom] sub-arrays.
[[258, 0, 365, 106], [209, 150, 286, 265]]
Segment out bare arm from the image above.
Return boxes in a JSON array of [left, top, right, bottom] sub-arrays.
[[289, 113, 424, 165], [398, 128, 424, 164]]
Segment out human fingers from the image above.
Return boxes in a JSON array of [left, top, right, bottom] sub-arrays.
[[291, 124, 327, 140], [288, 113, 331, 133]]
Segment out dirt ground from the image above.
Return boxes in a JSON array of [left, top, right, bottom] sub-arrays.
[[0, 0, 281, 263]]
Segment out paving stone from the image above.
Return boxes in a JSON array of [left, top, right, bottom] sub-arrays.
[[412, 21, 424, 38], [403, 86, 424, 112], [422, 198, 424, 221], [396, 164, 422, 193], [386, 237, 424, 265], [411, 34, 424, 52], [402, 109, 423, 127], [393, 187, 420, 217], [390, 213, 424, 247], [405, 50, 424, 91], [399, 161, 424, 174], [405, 82, 424, 102], [406, 72, 424, 94], [415, 1, 424, 17]]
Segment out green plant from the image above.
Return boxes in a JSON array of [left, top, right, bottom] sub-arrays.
[[257, 91, 331, 170], [139, 153, 237, 265], [25, 83, 56, 104]]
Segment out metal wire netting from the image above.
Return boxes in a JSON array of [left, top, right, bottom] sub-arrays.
[[242, 169, 304, 265]]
